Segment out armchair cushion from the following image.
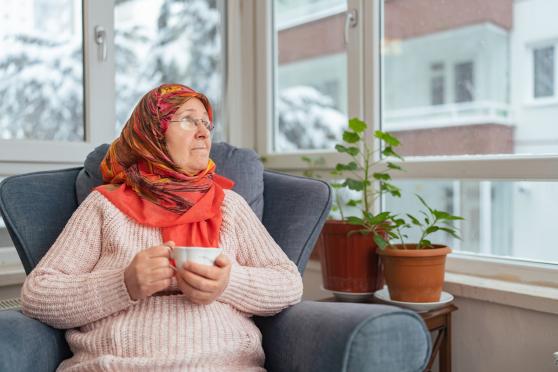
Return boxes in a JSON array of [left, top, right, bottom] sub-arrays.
[[0, 310, 71, 372], [75, 142, 265, 220], [255, 301, 431, 372]]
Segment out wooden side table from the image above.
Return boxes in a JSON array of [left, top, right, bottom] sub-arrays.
[[320, 296, 457, 372]]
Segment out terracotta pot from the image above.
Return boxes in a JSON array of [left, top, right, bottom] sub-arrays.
[[378, 244, 451, 302], [317, 220, 384, 293]]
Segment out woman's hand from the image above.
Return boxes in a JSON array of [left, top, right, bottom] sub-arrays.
[[176, 254, 231, 305], [124, 241, 176, 301]]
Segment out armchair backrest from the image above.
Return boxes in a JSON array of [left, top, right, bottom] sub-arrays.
[[0, 144, 332, 275]]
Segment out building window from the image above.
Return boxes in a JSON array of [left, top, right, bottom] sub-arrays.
[[455, 61, 474, 103], [533, 46, 554, 98], [430, 62, 445, 106]]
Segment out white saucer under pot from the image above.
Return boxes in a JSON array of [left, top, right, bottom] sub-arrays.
[[373, 288, 454, 312]]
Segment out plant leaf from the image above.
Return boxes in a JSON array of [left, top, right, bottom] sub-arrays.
[[439, 227, 462, 239], [374, 234, 389, 250], [381, 183, 402, 198], [387, 162, 402, 171], [368, 211, 391, 225], [347, 216, 364, 225], [416, 194, 434, 213], [382, 146, 403, 160], [343, 131, 360, 143], [349, 117, 367, 133], [425, 226, 440, 235], [346, 199, 362, 207], [419, 239, 432, 249], [406, 214, 421, 226], [374, 130, 400, 146], [344, 178, 365, 191], [432, 210, 463, 221], [335, 144, 349, 153], [373, 172, 391, 181], [346, 146, 360, 156]]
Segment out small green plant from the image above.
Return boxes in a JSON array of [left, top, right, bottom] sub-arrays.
[[379, 194, 464, 250]]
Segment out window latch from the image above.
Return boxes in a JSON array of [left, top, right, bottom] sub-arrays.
[[94, 26, 107, 62], [344, 9, 358, 45]]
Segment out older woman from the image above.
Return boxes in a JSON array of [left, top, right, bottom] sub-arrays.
[[20, 84, 303, 371]]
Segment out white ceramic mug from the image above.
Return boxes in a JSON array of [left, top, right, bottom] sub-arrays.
[[171, 246, 223, 268]]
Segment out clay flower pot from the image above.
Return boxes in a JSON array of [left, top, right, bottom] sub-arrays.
[[316, 220, 384, 293], [378, 244, 451, 302]]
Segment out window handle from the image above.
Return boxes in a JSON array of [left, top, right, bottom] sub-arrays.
[[344, 9, 358, 45], [94, 26, 107, 61]]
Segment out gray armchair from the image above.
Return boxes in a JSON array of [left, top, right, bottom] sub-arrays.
[[0, 142, 431, 372]]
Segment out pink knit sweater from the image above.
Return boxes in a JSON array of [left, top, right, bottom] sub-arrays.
[[21, 190, 303, 371]]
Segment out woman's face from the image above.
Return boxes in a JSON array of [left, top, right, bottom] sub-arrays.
[[165, 97, 212, 175]]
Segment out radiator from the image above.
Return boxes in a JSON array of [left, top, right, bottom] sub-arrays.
[[0, 297, 21, 310]]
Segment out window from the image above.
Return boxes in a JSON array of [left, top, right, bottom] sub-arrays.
[[430, 62, 445, 106], [0, 0, 84, 141], [273, 0, 348, 153], [261, 0, 558, 284], [454, 61, 474, 103], [533, 46, 554, 98]]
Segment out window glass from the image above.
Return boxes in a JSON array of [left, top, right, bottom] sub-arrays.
[[0, 0, 84, 141], [454, 61, 474, 103], [381, 0, 558, 156], [533, 46, 554, 98], [384, 180, 558, 265], [114, 0, 225, 141], [273, 0, 347, 152]]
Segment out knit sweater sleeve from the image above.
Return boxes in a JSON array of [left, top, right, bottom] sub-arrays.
[[218, 191, 303, 316], [20, 191, 138, 329]]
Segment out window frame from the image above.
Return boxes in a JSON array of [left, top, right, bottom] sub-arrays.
[[258, 0, 558, 288]]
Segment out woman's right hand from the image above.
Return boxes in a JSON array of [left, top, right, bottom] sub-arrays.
[[124, 241, 176, 301]]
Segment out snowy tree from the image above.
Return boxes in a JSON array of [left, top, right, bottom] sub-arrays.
[[276, 85, 346, 151], [0, 34, 83, 141]]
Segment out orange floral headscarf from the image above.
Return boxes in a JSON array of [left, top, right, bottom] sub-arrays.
[[95, 84, 234, 248]]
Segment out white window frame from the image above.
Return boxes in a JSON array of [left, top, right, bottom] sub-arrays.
[[256, 0, 558, 291]]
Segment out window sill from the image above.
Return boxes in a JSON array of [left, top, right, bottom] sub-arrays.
[[0, 265, 25, 287], [524, 98, 558, 108], [444, 272, 558, 316]]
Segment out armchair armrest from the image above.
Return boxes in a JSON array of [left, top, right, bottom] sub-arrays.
[[254, 301, 431, 372], [262, 171, 332, 274], [0, 310, 71, 372]]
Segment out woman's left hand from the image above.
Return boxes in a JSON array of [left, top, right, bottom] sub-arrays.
[[176, 254, 232, 305]]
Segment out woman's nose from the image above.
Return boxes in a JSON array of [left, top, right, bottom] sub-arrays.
[[194, 124, 210, 138]]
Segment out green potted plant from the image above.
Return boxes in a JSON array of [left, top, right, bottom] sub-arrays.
[[310, 117, 405, 296], [307, 117, 463, 302], [376, 195, 463, 302]]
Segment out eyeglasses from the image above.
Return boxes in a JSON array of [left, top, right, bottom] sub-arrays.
[[168, 116, 213, 132]]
